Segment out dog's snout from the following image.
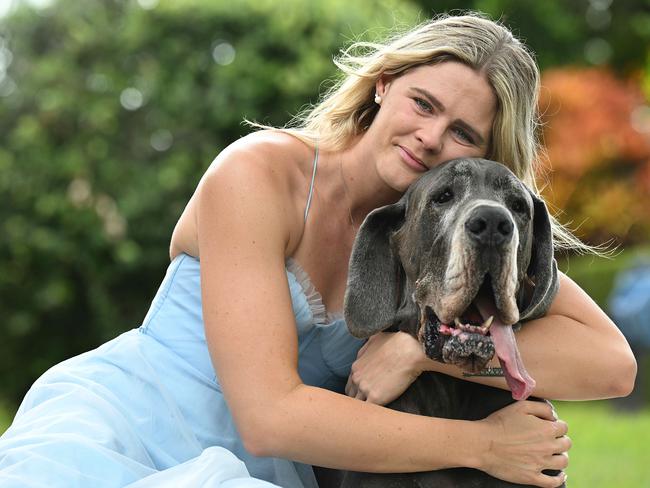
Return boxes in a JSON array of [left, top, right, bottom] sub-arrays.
[[465, 206, 513, 247]]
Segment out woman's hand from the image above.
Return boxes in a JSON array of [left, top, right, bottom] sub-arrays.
[[345, 331, 425, 405], [478, 401, 571, 487]]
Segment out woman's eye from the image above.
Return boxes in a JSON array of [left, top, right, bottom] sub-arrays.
[[414, 97, 433, 112], [434, 188, 454, 204], [453, 127, 474, 145]]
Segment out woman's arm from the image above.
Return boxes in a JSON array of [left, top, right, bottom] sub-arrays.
[[195, 139, 568, 487], [347, 272, 637, 403]]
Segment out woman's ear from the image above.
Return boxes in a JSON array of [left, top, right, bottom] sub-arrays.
[[375, 74, 394, 99]]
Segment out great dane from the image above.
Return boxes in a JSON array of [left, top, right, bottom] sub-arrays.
[[314, 158, 564, 488]]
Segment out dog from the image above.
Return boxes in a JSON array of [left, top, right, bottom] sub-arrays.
[[314, 158, 564, 488]]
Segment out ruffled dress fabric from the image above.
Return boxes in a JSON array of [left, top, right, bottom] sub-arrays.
[[0, 254, 364, 487]]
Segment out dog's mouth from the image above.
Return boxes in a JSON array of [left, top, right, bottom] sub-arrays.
[[420, 275, 536, 400], [421, 277, 496, 373]]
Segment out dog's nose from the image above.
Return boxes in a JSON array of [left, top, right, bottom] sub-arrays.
[[465, 206, 514, 247]]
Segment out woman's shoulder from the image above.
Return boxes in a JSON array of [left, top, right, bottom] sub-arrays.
[[204, 129, 315, 196], [208, 129, 315, 180], [196, 130, 316, 250], [171, 131, 314, 260]]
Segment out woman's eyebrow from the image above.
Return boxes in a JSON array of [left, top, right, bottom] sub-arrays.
[[410, 87, 487, 146]]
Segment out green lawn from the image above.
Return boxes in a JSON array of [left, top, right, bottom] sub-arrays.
[[1, 399, 648, 486], [556, 248, 650, 487], [555, 400, 650, 488]]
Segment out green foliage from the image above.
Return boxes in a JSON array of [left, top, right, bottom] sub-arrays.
[[0, 0, 418, 403], [0, 401, 14, 435], [410, 0, 650, 74]]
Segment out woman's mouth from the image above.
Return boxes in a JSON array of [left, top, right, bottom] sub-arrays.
[[397, 146, 428, 172]]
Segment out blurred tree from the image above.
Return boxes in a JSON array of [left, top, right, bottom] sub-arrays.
[[539, 67, 650, 245], [0, 0, 418, 403], [411, 0, 650, 74]]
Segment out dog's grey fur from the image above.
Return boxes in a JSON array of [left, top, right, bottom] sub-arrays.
[[314, 158, 563, 488]]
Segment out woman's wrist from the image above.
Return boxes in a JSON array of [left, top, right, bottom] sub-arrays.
[[411, 341, 443, 375], [396, 331, 433, 376], [436, 418, 491, 471], [467, 418, 494, 471]]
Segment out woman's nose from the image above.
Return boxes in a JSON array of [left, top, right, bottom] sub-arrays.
[[416, 120, 445, 154]]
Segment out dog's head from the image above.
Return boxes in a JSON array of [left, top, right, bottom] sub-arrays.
[[344, 158, 559, 400]]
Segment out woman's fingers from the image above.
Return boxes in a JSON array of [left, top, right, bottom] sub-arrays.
[[553, 435, 572, 453], [480, 401, 573, 486], [552, 419, 568, 437], [546, 452, 569, 471], [345, 375, 356, 397], [531, 470, 568, 488], [518, 400, 557, 421], [345, 370, 367, 401]]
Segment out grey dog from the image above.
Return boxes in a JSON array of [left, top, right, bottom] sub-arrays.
[[314, 158, 564, 488]]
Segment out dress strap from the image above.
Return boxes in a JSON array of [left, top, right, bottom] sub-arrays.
[[303, 145, 319, 222]]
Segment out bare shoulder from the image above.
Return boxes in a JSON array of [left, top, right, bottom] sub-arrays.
[[205, 130, 313, 183], [188, 130, 315, 256]]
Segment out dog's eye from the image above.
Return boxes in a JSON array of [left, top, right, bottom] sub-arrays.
[[433, 188, 454, 204], [510, 198, 528, 214]]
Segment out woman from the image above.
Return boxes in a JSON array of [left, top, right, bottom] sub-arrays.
[[0, 13, 635, 488]]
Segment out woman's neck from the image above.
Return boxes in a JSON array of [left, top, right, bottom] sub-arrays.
[[339, 134, 404, 223]]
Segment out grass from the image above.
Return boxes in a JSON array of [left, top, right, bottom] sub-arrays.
[[555, 247, 650, 486], [556, 400, 650, 488], [1, 399, 648, 486]]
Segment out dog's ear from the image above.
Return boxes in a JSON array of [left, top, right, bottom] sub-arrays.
[[519, 190, 560, 322], [344, 199, 406, 338]]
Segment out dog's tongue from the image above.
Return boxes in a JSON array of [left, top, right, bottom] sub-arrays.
[[476, 298, 536, 400]]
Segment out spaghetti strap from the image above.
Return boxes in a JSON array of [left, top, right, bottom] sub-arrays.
[[303, 145, 319, 223]]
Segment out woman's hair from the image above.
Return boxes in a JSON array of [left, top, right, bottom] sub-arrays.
[[252, 12, 596, 254]]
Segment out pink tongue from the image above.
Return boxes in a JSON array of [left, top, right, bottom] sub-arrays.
[[476, 299, 536, 400]]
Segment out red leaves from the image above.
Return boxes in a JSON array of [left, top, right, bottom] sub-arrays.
[[539, 67, 650, 244]]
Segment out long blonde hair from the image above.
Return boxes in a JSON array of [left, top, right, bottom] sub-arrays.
[[253, 12, 596, 254]]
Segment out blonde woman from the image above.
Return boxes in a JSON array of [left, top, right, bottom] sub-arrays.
[[0, 13, 635, 488]]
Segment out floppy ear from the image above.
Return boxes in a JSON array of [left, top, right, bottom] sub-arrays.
[[519, 190, 560, 322], [344, 199, 407, 338]]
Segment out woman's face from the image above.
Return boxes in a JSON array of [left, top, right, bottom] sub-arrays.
[[369, 61, 497, 192]]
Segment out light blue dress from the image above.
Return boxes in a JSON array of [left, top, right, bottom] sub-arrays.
[[0, 150, 365, 488]]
